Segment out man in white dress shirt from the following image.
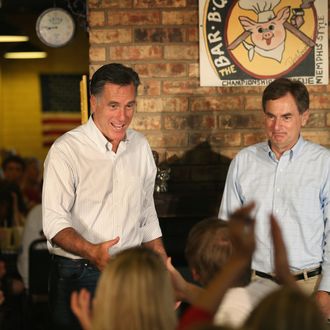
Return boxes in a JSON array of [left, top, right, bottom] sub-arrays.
[[42, 63, 166, 330]]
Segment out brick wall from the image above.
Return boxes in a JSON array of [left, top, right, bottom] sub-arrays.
[[88, 0, 330, 198]]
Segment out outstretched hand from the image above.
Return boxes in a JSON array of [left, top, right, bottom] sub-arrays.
[[71, 288, 92, 330], [166, 257, 204, 305], [166, 257, 188, 301], [90, 236, 120, 270]]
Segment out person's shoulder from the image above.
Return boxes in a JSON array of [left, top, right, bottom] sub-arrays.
[[127, 129, 149, 145], [51, 125, 85, 149], [27, 204, 42, 218], [127, 128, 144, 139], [235, 142, 267, 159], [303, 140, 330, 159], [214, 287, 251, 327], [25, 204, 42, 228], [245, 278, 279, 303]]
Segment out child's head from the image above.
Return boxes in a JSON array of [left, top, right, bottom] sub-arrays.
[[92, 246, 176, 330], [185, 218, 232, 286]]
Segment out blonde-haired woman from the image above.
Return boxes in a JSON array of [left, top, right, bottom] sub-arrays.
[[71, 246, 177, 330]]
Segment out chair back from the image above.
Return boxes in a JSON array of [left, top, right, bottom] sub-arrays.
[[28, 238, 50, 300]]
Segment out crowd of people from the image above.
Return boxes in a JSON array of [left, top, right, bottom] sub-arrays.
[[70, 204, 328, 330], [0, 152, 43, 329], [0, 63, 329, 330]]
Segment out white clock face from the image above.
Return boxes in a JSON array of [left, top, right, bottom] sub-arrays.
[[36, 8, 75, 48]]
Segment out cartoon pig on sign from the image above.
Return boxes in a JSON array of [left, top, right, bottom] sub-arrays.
[[238, 0, 290, 62]]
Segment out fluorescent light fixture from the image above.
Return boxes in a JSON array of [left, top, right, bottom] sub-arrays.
[[0, 20, 29, 43], [4, 42, 47, 59], [0, 35, 29, 42]]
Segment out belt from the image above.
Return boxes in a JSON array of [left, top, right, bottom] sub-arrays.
[[254, 266, 321, 283], [53, 255, 97, 269]]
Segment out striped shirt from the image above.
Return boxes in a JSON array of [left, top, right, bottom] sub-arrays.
[[42, 116, 162, 259], [219, 136, 330, 291]]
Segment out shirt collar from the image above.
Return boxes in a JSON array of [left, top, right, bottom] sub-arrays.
[[266, 135, 306, 161]]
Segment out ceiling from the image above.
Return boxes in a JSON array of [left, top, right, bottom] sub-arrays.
[[0, 0, 88, 36], [0, 0, 88, 57], [0, 0, 85, 15]]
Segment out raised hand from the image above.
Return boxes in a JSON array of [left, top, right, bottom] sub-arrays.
[[228, 202, 256, 262], [71, 288, 92, 330]]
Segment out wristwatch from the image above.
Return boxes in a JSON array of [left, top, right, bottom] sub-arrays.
[[36, 8, 75, 48]]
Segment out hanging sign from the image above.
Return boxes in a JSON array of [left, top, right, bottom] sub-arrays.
[[199, 0, 328, 86]]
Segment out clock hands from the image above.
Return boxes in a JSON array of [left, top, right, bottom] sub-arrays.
[[42, 26, 59, 30]]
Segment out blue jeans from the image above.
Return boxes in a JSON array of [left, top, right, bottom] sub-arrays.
[[49, 255, 100, 330]]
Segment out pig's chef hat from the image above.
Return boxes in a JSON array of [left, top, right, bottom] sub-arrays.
[[239, 0, 281, 22]]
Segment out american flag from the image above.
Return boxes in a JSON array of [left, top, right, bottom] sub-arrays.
[[41, 112, 81, 147], [40, 74, 88, 147]]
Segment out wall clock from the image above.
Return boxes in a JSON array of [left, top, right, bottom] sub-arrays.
[[36, 8, 75, 48]]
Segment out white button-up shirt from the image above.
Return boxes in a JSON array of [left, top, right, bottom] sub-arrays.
[[42, 116, 162, 259]]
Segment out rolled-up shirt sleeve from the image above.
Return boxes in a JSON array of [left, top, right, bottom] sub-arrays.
[[218, 156, 244, 221], [42, 144, 76, 245], [140, 146, 162, 243]]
